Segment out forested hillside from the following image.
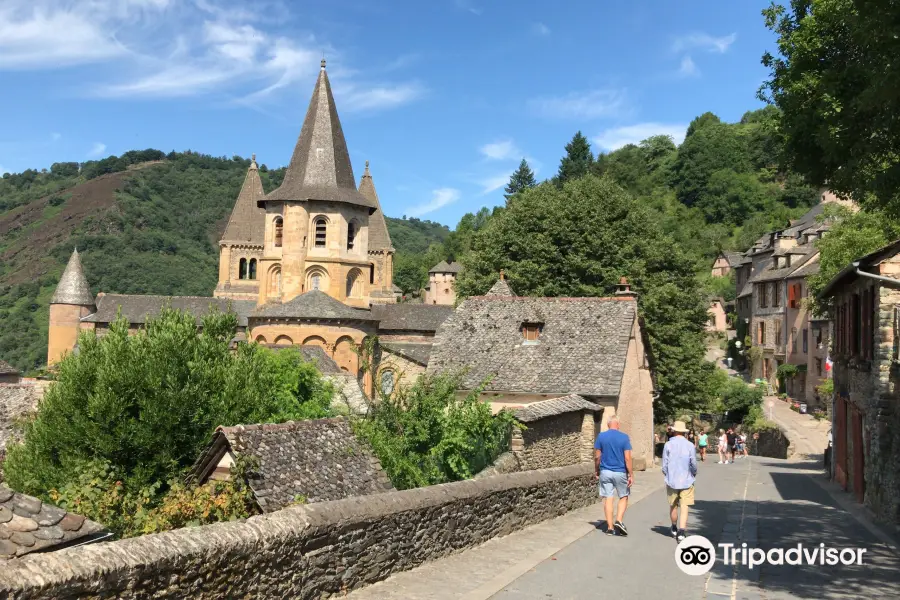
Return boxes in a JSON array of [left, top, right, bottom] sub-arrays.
[[0, 152, 447, 372]]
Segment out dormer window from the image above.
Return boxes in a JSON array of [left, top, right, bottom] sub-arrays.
[[522, 322, 542, 343]]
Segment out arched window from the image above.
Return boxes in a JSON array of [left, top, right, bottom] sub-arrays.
[[380, 370, 395, 396], [314, 217, 327, 248], [370, 263, 375, 284], [347, 221, 357, 250], [307, 267, 328, 292], [311, 273, 321, 290], [273, 217, 283, 248], [255, 335, 267, 344], [238, 258, 248, 280], [346, 269, 362, 298], [249, 259, 257, 280], [268, 266, 281, 296]]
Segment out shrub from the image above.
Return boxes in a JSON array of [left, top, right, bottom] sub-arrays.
[[4, 307, 333, 504], [353, 372, 518, 490]]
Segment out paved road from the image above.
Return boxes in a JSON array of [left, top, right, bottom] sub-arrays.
[[347, 457, 900, 599]]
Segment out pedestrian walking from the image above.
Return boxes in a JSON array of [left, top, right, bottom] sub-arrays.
[[592, 416, 633, 537], [717, 429, 727, 464], [662, 420, 697, 543], [741, 432, 749, 457], [697, 430, 708, 462], [726, 428, 738, 463]]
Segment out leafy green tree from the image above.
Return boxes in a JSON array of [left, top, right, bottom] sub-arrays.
[[456, 175, 717, 418], [557, 131, 594, 184], [697, 169, 774, 226], [504, 159, 537, 203], [761, 0, 900, 213], [685, 112, 722, 138], [4, 308, 333, 497], [353, 372, 516, 489], [808, 206, 900, 312], [672, 122, 751, 210]]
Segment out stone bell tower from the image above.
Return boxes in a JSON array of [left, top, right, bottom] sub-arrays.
[[48, 249, 96, 366]]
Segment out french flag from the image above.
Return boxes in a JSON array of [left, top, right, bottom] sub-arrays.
[[825, 356, 833, 372]]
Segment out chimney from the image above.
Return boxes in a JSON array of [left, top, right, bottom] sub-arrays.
[[615, 277, 637, 298]]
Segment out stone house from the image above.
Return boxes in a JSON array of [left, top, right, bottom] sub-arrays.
[[819, 239, 900, 521], [0, 486, 109, 560], [711, 252, 742, 278], [707, 299, 728, 333], [190, 417, 394, 513], [424, 261, 463, 306], [0, 362, 19, 385], [427, 277, 655, 469]]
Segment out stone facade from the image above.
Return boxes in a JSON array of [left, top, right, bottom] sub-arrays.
[[424, 262, 462, 306], [707, 299, 727, 333], [0, 382, 48, 467], [517, 412, 586, 470], [749, 428, 790, 460], [0, 464, 597, 599]]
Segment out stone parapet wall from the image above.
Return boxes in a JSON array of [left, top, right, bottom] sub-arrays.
[[519, 411, 584, 470], [0, 464, 596, 599]]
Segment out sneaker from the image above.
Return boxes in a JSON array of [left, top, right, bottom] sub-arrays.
[[676, 530, 686, 543], [671, 524, 678, 538], [605, 528, 616, 536], [718, 461, 723, 464], [614, 521, 628, 536], [725, 460, 730, 464]]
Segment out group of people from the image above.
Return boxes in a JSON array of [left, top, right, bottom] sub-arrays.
[[594, 417, 752, 543]]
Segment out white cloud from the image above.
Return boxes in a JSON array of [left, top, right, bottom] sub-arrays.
[[594, 123, 688, 151], [479, 140, 521, 161], [479, 174, 509, 195], [678, 55, 699, 78], [534, 22, 550, 36], [407, 188, 461, 217], [528, 89, 627, 120], [87, 142, 107, 157], [0, 0, 424, 112], [672, 32, 737, 54]]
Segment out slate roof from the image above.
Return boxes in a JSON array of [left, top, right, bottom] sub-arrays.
[[0, 486, 109, 560], [221, 156, 266, 244], [190, 418, 393, 512], [428, 296, 637, 397], [749, 246, 819, 284], [486, 278, 516, 297], [737, 281, 753, 299], [358, 161, 393, 251], [790, 259, 820, 278], [724, 252, 744, 268], [512, 394, 603, 423], [381, 342, 433, 366], [297, 346, 342, 373], [262, 62, 375, 211], [370, 303, 454, 332], [51, 250, 94, 306], [82, 295, 256, 327], [429, 261, 463, 274], [820, 238, 900, 298], [0, 361, 17, 376], [252, 290, 377, 321]]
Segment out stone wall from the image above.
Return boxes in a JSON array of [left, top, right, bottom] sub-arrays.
[[518, 412, 584, 470], [749, 427, 790, 460], [0, 464, 596, 599]]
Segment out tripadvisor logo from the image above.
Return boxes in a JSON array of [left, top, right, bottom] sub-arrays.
[[675, 535, 868, 576]]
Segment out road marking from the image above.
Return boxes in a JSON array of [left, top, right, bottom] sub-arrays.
[[704, 458, 754, 600]]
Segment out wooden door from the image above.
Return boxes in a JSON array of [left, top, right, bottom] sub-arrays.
[[835, 396, 848, 489], [852, 408, 865, 503]]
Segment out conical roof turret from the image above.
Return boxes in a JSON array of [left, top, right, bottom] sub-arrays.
[[263, 59, 376, 211], [359, 160, 393, 251], [51, 249, 95, 306], [222, 154, 266, 244]]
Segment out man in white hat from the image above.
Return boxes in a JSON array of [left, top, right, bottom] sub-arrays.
[[662, 420, 697, 542]]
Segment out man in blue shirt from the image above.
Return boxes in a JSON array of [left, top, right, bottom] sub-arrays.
[[662, 420, 698, 542], [593, 416, 633, 536]]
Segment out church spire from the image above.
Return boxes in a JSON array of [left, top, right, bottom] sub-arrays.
[[358, 160, 393, 251], [221, 154, 266, 244], [51, 249, 94, 306], [263, 61, 375, 210]]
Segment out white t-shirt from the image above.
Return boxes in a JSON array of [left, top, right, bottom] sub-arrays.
[[719, 434, 727, 447]]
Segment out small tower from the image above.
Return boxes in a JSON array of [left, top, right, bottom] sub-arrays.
[[48, 249, 96, 366], [425, 261, 463, 305], [359, 160, 397, 304], [215, 154, 266, 301]]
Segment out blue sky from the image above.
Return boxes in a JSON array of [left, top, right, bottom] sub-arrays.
[[0, 0, 777, 227]]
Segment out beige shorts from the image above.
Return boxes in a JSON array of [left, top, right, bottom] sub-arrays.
[[667, 485, 695, 507]]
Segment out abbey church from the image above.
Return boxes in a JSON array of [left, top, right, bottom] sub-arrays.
[[42, 61, 656, 466]]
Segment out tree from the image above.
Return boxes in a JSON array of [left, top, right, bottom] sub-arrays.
[[696, 169, 774, 226], [456, 175, 717, 418], [504, 159, 537, 203], [557, 131, 594, 184], [672, 122, 751, 210], [761, 0, 900, 213], [3, 308, 333, 497], [352, 371, 517, 489], [685, 112, 722, 138]]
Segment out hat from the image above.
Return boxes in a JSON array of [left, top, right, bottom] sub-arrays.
[[672, 420, 689, 433]]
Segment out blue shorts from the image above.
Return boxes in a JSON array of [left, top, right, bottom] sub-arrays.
[[599, 470, 630, 498]]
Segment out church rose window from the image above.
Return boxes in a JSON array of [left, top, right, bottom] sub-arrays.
[[347, 221, 356, 250], [249, 259, 257, 280], [315, 218, 327, 248], [274, 217, 283, 248], [238, 258, 248, 280]]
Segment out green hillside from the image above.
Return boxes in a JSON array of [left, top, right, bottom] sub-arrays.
[[0, 152, 447, 372]]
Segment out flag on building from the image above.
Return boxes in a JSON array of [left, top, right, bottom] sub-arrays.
[[825, 356, 833, 372]]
